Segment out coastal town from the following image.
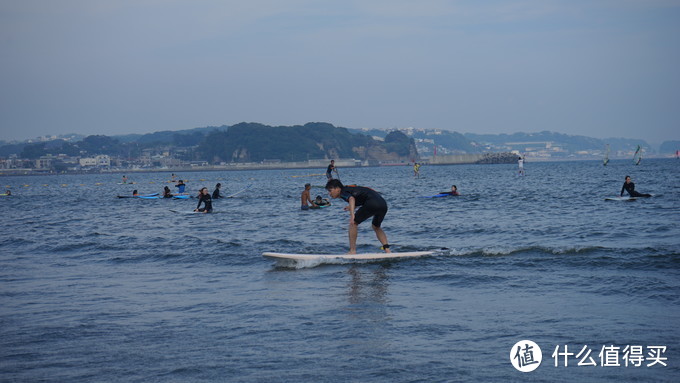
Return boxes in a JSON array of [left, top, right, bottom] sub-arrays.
[[0, 126, 672, 175], [0, 128, 668, 175]]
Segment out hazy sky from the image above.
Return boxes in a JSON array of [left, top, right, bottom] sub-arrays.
[[1, 0, 679, 143]]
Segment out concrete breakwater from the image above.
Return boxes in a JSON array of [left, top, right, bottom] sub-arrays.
[[1, 154, 519, 176], [428, 152, 517, 165]]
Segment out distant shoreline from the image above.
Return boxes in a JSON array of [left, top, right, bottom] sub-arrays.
[[0, 155, 674, 177]]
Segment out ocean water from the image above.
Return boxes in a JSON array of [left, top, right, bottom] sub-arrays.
[[1, 159, 678, 382]]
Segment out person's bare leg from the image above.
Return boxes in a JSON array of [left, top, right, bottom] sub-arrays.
[[348, 223, 358, 254], [372, 225, 391, 253]]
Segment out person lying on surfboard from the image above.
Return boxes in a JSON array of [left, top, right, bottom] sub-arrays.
[[312, 195, 330, 207], [325, 179, 391, 254], [439, 185, 459, 196], [620, 176, 651, 198]]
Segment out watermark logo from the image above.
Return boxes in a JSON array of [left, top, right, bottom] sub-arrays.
[[510, 340, 542, 372]]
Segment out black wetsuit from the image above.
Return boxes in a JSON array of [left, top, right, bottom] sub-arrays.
[[340, 186, 388, 227], [196, 194, 213, 212], [326, 164, 335, 179], [621, 181, 651, 197], [212, 188, 221, 199]]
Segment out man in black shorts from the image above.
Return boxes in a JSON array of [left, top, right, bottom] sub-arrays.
[[326, 160, 337, 180], [325, 179, 391, 254]]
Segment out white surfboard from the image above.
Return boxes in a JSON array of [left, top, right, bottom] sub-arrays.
[[262, 251, 433, 261], [226, 183, 252, 198], [605, 196, 637, 202], [169, 209, 215, 214]]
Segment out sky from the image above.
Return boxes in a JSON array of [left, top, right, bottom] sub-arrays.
[[1, 0, 679, 144]]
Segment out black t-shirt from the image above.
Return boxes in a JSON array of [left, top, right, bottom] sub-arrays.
[[340, 186, 383, 206]]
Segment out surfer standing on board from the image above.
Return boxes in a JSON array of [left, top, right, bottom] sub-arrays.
[[620, 176, 651, 197], [326, 160, 338, 180], [325, 179, 391, 254]]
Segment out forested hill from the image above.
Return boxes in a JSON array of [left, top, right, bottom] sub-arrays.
[[197, 122, 417, 163], [4, 122, 419, 163]]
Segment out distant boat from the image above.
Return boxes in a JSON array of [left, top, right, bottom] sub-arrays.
[[603, 144, 610, 166], [633, 145, 642, 165]]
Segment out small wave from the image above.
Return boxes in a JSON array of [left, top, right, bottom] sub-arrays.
[[430, 245, 607, 258]]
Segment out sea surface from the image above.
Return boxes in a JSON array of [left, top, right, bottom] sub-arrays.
[[1, 159, 679, 382]]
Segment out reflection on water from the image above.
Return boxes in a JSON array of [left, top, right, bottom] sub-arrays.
[[347, 265, 390, 307]]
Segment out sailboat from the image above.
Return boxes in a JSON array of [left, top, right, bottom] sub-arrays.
[[603, 144, 610, 166], [633, 145, 642, 165]]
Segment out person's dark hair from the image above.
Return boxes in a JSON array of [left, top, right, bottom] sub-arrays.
[[216, 183, 221, 187], [325, 179, 344, 190], [452, 185, 457, 189], [625, 175, 630, 179], [305, 183, 311, 188]]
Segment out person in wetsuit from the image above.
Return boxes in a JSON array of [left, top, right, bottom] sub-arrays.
[[440, 185, 459, 196], [620, 176, 651, 197], [325, 179, 391, 254], [326, 160, 337, 180], [163, 186, 173, 198], [195, 187, 213, 213], [212, 183, 222, 199]]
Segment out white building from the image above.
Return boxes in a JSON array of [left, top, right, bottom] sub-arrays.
[[79, 155, 111, 167]]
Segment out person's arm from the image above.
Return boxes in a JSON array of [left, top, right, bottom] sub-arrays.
[[620, 183, 625, 197], [196, 196, 203, 210]]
